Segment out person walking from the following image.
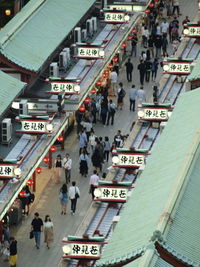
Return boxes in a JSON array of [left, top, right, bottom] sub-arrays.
[[89, 170, 99, 199], [69, 181, 80, 215], [131, 33, 138, 56], [148, 35, 154, 58], [109, 67, 118, 96], [162, 33, 169, 57], [145, 59, 152, 83], [125, 58, 134, 82], [137, 60, 146, 86], [79, 128, 88, 154], [154, 35, 162, 58], [103, 136, 111, 162], [151, 58, 159, 81], [9, 237, 17, 267], [91, 148, 102, 173], [31, 212, 43, 249], [114, 130, 124, 148], [100, 100, 108, 126], [117, 82, 126, 110], [129, 85, 137, 112], [59, 184, 68, 215], [172, 0, 180, 16], [89, 130, 97, 153], [137, 87, 146, 104], [62, 153, 72, 184], [54, 154, 63, 184], [44, 215, 54, 249], [79, 148, 89, 177], [107, 99, 116, 126]]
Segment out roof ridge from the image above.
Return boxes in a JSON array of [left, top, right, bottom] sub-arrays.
[[0, 0, 47, 49]]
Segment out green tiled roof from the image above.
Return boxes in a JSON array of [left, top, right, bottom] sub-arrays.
[[96, 88, 200, 267], [0, 0, 95, 72], [0, 71, 26, 116], [188, 55, 200, 81]]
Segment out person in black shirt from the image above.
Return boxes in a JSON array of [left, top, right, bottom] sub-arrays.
[[31, 212, 43, 249], [125, 58, 134, 82], [114, 130, 124, 148], [9, 236, 17, 267], [131, 34, 138, 57], [137, 60, 146, 86]]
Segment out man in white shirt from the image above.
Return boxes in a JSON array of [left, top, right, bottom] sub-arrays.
[[137, 86, 146, 104], [68, 181, 80, 215], [89, 170, 99, 199], [129, 84, 137, 112], [109, 68, 118, 96], [161, 19, 169, 35], [62, 153, 72, 184]]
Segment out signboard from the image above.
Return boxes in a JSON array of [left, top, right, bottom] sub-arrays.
[[183, 24, 200, 37], [62, 241, 101, 259], [16, 115, 53, 134], [163, 59, 192, 75], [12, 100, 58, 112], [101, 9, 130, 24], [76, 47, 104, 59], [94, 183, 132, 202], [0, 160, 21, 179], [108, 4, 133, 11], [62, 236, 105, 260], [46, 78, 80, 94], [112, 149, 148, 168], [138, 104, 173, 121]]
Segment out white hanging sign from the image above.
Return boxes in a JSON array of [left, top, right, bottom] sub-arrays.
[[138, 108, 169, 121], [163, 62, 191, 75], [103, 12, 129, 23], [94, 186, 129, 202], [62, 242, 101, 259], [112, 152, 145, 168], [50, 82, 80, 94], [184, 26, 200, 37], [17, 120, 53, 134], [0, 164, 21, 179], [76, 47, 104, 59]]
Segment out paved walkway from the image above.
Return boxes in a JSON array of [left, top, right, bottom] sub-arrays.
[[0, 2, 197, 266]]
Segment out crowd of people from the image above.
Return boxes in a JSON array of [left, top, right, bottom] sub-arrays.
[[0, 1, 190, 266]]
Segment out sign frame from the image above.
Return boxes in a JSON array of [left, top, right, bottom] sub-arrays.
[[163, 58, 193, 75], [73, 43, 105, 60], [101, 9, 130, 24], [46, 78, 81, 95]]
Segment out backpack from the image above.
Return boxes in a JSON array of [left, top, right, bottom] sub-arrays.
[[29, 193, 35, 203], [120, 88, 126, 98]]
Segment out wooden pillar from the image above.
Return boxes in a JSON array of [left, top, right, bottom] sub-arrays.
[[49, 150, 52, 169], [32, 171, 36, 192]]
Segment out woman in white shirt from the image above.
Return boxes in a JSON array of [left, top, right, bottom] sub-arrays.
[[44, 215, 54, 249], [89, 131, 97, 153]]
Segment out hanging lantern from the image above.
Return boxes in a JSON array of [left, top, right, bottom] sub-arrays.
[[132, 28, 137, 34], [91, 88, 97, 94], [84, 97, 90, 104], [149, 2, 154, 8], [50, 146, 57, 152], [43, 156, 49, 163], [113, 57, 118, 63], [27, 179, 34, 186], [96, 80, 102, 87], [145, 9, 151, 14], [5, 9, 11, 16], [36, 167, 42, 174], [108, 64, 113, 69], [102, 72, 107, 79], [57, 136, 64, 142], [128, 35, 132, 41], [122, 42, 127, 48], [79, 105, 86, 112], [19, 191, 26, 198]]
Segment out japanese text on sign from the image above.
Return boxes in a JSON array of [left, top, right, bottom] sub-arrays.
[[187, 26, 200, 36], [51, 82, 74, 93], [166, 63, 191, 74], [0, 165, 15, 178], [66, 243, 100, 258], [21, 121, 50, 133], [143, 108, 168, 120], [77, 47, 101, 58], [114, 154, 145, 167], [104, 12, 125, 22], [95, 187, 128, 202]]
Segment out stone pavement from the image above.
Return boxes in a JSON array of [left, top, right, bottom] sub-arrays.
[[0, 1, 197, 266]]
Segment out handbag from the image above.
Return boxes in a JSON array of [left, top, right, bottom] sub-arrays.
[[75, 187, 79, 199], [29, 230, 34, 239]]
